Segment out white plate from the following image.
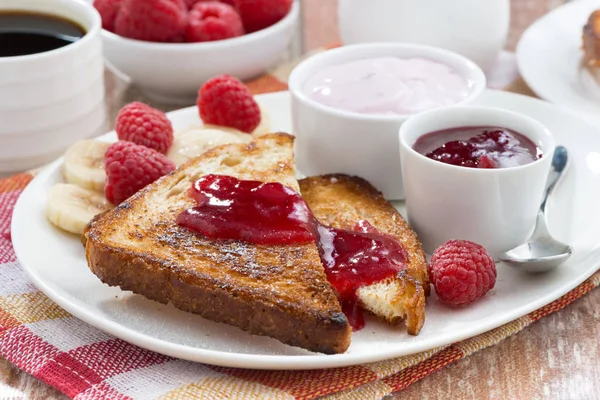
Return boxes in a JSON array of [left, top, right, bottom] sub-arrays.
[[517, 0, 600, 125], [12, 91, 600, 370]]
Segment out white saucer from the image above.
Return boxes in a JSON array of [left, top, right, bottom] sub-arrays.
[[11, 90, 600, 370], [517, 0, 600, 125]]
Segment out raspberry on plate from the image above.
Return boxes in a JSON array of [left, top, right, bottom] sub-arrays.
[[197, 75, 260, 133], [104, 141, 175, 205], [115, 102, 174, 154], [429, 240, 496, 307], [93, 0, 124, 32], [234, 0, 293, 33], [186, 2, 244, 42], [185, 0, 235, 9], [114, 0, 188, 42]]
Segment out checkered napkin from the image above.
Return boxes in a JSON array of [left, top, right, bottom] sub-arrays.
[[1, 64, 600, 399]]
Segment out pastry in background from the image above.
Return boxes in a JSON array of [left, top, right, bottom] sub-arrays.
[[583, 10, 600, 77]]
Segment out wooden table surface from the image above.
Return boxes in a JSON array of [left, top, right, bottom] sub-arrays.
[[4, 1, 600, 399]]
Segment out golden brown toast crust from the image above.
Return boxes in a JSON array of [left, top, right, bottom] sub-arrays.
[[299, 174, 429, 335], [85, 134, 351, 354]]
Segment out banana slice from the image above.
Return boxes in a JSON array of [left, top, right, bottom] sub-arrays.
[[167, 127, 253, 167], [202, 104, 271, 136], [62, 139, 110, 192], [201, 124, 247, 136], [251, 104, 271, 136], [46, 183, 112, 235]]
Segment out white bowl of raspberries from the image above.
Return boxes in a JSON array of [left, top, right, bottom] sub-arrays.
[[94, 0, 299, 103]]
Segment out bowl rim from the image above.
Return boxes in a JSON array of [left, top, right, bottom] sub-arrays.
[[398, 105, 556, 173], [288, 42, 487, 122], [100, 0, 299, 50]]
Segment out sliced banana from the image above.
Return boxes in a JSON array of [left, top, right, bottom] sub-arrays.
[[167, 127, 253, 167], [201, 124, 247, 136], [46, 183, 112, 235], [202, 104, 271, 136], [251, 104, 271, 136], [62, 139, 110, 192]]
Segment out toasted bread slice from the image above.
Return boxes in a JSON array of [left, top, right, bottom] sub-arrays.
[[299, 174, 428, 335], [85, 133, 352, 354]]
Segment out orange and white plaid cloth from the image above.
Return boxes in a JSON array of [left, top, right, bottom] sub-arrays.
[[1, 59, 599, 400]]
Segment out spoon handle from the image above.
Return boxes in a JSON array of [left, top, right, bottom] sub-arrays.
[[540, 146, 568, 213]]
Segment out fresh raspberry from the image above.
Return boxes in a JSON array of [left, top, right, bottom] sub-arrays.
[[93, 0, 124, 32], [234, 0, 292, 33], [429, 240, 496, 307], [114, 0, 188, 42], [197, 75, 260, 133], [186, 2, 244, 42], [104, 141, 175, 205], [185, 0, 235, 9], [115, 102, 174, 154]]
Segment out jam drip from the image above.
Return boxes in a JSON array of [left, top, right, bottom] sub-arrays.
[[413, 126, 541, 169], [177, 174, 408, 330], [318, 220, 408, 330]]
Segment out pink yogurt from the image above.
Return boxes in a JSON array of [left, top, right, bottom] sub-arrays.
[[303, 57, 472, 115]]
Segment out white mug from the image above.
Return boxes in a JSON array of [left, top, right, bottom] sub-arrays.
[[399, 106, 555, 258], [338, 0, 510, 72], [0, 0, 105, 174]]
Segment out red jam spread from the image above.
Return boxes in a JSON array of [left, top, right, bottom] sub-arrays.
[[412, 126, 542, 169], [177, 174, 407, 330], [318, 220, 407, 330], [176, 175, 314, 245]]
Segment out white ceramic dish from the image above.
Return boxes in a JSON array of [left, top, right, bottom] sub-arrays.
[[101, 1, 299, 104], [517, 0, 600, 125], [399, 106, 555, 258], [289, 43, 486, 200], [12, 90, 600, 370]]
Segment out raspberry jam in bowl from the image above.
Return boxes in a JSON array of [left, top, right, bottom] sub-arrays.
[[289, 43, 486, 200], [399, 106, 555, 258], [412, 126, 543, 169]]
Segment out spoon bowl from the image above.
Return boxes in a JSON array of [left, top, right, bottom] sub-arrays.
[[498, 146, 573, 272], [499, 212, 573, 273]]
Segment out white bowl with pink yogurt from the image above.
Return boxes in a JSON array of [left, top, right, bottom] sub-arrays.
[[289, 43, 487, 199]]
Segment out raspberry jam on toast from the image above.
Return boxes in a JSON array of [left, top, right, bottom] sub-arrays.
[[85, 134, 428, 354], [300, 175, 428, 335], [176, 174, 314, 245], [177, 174, 421, 332]]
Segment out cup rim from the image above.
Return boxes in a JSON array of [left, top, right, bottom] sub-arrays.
[[398, 105, 556, 173], [0, 0, 101, 64], [288, 42, 487, 122], [100, 0, 299, 50]]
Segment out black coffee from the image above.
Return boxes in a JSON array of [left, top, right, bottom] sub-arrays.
[[0, 12, 86, 57]]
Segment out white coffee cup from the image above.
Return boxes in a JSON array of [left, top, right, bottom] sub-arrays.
[[338, 0, 510, 72], [0, 0, 105, 174], [399, 106, 555, 258]]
